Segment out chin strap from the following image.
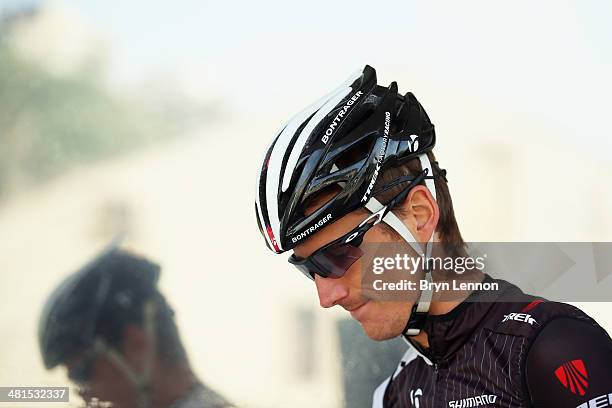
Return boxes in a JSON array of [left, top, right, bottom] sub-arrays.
[[92, 300, 157, 408], [404, 154, 436, 336], [366, 154, 436, 337]]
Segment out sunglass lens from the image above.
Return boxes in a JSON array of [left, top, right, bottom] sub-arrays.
[[313, 244, 363, 279], [295, 264, 315, 281]]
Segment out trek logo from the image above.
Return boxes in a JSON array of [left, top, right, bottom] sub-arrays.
[[361, 112, 391, 203], [576, 392, 612, 408], [291, 214, 332, 243], [409, 388, 422, 408], [448, 394, 497, 407], [407, 134, 419, 153], [321, 90, 363, 144], [555, 359, 589, 396], [501, 313, 537, 326]]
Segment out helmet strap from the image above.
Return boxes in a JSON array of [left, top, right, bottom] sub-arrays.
[[366, 154, 436, 337], [92, 300, 157, 408]]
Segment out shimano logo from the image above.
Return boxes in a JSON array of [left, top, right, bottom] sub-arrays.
[[407, 134, 419, 152], [361, 111, 391, 203], [448, 394, 497, 408], [502, 313, 537, 326], [322, 91, 363, 144], [576, 392, 612, 408], [291, 214, 332, 243]]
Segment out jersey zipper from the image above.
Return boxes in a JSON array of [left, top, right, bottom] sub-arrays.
[[432, 362, 439, 408], [401, 335, 441, 407]]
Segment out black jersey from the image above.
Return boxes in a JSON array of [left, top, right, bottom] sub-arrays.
[[373, 275, 612, 408]]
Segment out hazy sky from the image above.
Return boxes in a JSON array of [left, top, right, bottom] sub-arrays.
[[2, 0, 611, 153]]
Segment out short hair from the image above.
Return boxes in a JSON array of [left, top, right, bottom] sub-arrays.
[[372, 150, 467, 257]]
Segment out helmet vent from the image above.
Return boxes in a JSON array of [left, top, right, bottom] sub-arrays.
[[329, 135, 375, 171]]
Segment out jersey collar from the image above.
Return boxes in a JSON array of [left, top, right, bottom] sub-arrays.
[[404, 274, 515, 363]]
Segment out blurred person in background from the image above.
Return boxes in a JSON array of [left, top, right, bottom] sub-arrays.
[[38, 247, 234, 408], [255, 65, 612, 407]]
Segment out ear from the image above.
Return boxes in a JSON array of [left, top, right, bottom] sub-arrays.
[[399, 185, 439, 242], [121, 324, 150, 371]]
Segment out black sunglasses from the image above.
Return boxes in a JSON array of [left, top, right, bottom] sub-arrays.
[[288, 170, 430, 281]]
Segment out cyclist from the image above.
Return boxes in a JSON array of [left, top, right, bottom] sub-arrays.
[[254, 65, 612, 407], [39, 247, 234, 408]]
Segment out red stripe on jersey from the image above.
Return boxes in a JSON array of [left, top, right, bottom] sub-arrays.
[[522, 299, 545, 313]]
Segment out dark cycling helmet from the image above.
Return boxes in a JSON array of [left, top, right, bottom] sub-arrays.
[[255, 65, 436, 253], [38, 246, 161, 369]]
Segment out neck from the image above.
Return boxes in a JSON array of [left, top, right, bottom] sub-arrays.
[[409, 269, 485, 349], [151, 360, 198, 408]]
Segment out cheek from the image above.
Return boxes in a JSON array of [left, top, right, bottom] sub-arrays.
[[89, 357, 135, 402], [343, 255, 369, 290], [369, 301, 407, 319], [367, 301, 412, 329], [360, 301, 413, 339], [366, 225, 400, 243]]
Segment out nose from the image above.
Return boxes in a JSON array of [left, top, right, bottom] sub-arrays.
[[314, 275, 349, 308]]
